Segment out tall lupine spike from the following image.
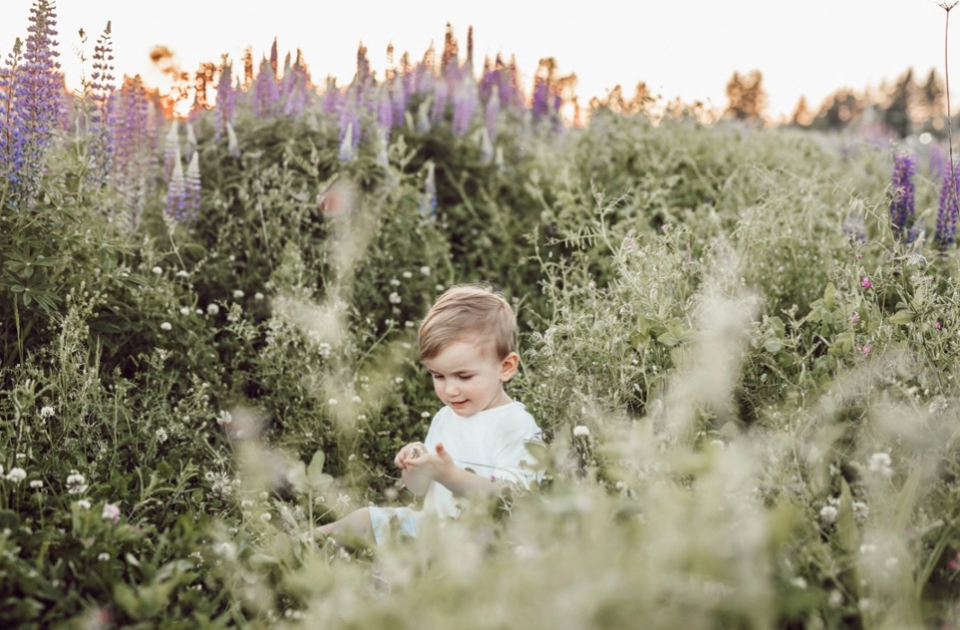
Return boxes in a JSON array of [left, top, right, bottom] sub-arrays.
[[12, 0, 63, 205], [213, 58, 235, 140], [0, 39, 25, 191], [183, 151, 200, 222], [322, 78, 340, 117], [485, 83, 500, 142], [936, 161, 960, 250], [479, 56, 494, 102], [226, 122, 240, 158], [86, 21, 115, 186], [377, 85, 393, 141], [337, 122, 355, 161], [282, 56, 310, 118], [889, 151, 917, 240], [184, 121, 196, 163], [391, 74, 407, 128], [478, 126, 493, 164], [430, 81, 448, 124], [269, 37, 278, 77], [337, 86, 359, 154], [416, 98, 431, 133], [253, 56, 279, 116], [163, 147, 185, 220], [452, 77, 476, 137], [111, 75, 152, 230], [420, 161, 437, 219], [162, 120, 179, 182]]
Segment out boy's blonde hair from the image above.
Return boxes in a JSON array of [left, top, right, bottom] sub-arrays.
[[418, 284, 518, 360]]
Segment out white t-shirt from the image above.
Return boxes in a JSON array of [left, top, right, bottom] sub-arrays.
[[421, 401, 543, 520]]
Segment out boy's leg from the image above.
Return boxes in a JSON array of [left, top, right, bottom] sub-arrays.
[[318, 507, 373, 541]]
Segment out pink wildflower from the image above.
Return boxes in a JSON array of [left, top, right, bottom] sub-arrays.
[[936, 322, 943, 330], [850, 312, 860, 324], [102, 503, 121, 523], [861, 276, 873, 289]]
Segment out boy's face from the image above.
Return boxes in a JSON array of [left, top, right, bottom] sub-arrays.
[[423, 340, 519, 417]]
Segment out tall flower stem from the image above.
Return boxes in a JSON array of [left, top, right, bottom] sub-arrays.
[[942, 2, 960, 254]]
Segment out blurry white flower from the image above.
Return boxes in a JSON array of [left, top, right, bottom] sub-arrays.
[[77, 499, 91, 510], [40, 406, 54, 419], [6, 467, 26, 483], [402, 271, 412, 279], [420, 266, 431, 276], [217, 410, 233, 427], [232, 290, 244, 299], [29, 480, 43, 489], [207, 304, 220, 316], [254, 292, 264, 301], [155, 428, 169, 443], [819, 505, 838, 524], [241, 499, 254, 508], [868, 452, 893, 477], [405, 320, 415, 328], [388, 292, 402, 304], [357, 414, 367, 422], [151, 266, 163, 275], [421, 411, 431, 419], [852, 500, 869, 522], [102, 503, 121, 522], [260, 513, 272, 522], [395, 377, 404, 384], [828, 590, 843, 608], [160, 322, 172, 331], [435, 284, 445, 292], [351, 396, 362, 404], [859, 544, 876, 555], [176, 270, 189, 278], [97, 552, 110, 562], [790, 577, 807, 589], [328, 398, 338, 406], [885, 556, 900, 569], [179, 307, 191, 316], [573, 425, 590, 437]]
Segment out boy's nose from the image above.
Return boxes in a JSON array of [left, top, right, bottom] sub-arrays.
[[444, 382, 460, 396]]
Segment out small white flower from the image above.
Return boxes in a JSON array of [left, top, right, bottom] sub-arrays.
[[97, 552, 110, 562], [77, 499, 91, 510], [254, 292, 264, 301], [421, 411, 431, 419], [151, 266, 163, 275], [155, 428, 169, 443], [40, 406, 54, 419], [328, 398, 338, 406], [790, 577, 807, 589], [435, 284, 445, 292], [395, 377, 403, 384], [207, 304, 220, 316], [160, 322, 172, 331], [67, 472, 88, 494], [404, 320, 415, 328], [859, 544, 876, 555], [260, 512, 272, 522], [176, 270, 189, 278], [390, 278, 401, 286], [420, 266, 431, 276], [402, 271, 412, 279], [6, 467, 26, 483], [828, 590, 843, 608], [573, 425, 590, 437], [388, 292, 402, 304], [357, 414, 367, 421], [29, 480, 43, 489], [216, 410, 233, 427], [819, 505, 839, 524], [885, 556, 900, 569], [351, 396, 362, 404], [868, 452, 893, 477], [232, 290, 244, 299], [241, 499, 254, 508], [102, 503, 121, 522], [852, 500, 869, 522], [179, 307, 191, 316]]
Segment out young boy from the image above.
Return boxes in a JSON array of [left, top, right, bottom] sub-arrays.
[[318, 284, 543, 545]]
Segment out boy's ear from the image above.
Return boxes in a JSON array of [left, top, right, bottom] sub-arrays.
[[499, 352, 520, 381]]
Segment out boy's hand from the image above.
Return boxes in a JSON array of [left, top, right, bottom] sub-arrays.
[[402, 442, 456, 485], [394, 442, 427, 470]]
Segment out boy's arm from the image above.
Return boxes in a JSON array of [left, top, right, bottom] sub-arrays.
[[405, 443, 503, 498]]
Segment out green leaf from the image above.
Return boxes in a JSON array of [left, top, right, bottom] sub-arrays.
[[889, 310, 913, 325], [763, 339, 782, 354], [0, 510, 20, 530], [823, 282, 836, 309], [836, 479, 859, 555]]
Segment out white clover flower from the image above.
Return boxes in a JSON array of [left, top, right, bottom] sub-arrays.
[[207, 304, 220, 316], [404, 320, 415, 328], [388, 292, 402, 304], [395, 377, 404, 384], [160, 322, 172, 331], [351, 396, 362, 404], [260, 512, 272, 522], [421, 411, 431, 419], [828, 590, 843, 608], [573, 425, 590, 437], [435, 284, 445, 292], [389, 278, 401, 287], [66, 472, 87, 495], [868, 452, 893, 477], [97, 552, 110, 562], [859, 544, 876, 555], [254, 292, 264, 301], [39, 406, 54, 419], [790, 577, 808, 589], [420, 266, 431, 276], [819, 505, 839, 524], [102, 503, 121, 522], [77, 499, 91, 510], [357, 414, 367, 422], [241, 499, 254, 508], [852, 500, 869, 522], [328, 398, 338, 406], [179, 307, 191, 316], [151, 266, 163, 275], [156, 428, 169, 443], [216, 410, 233, 427], [176, 270, 189, 278], [232, 290, 244, 299], [29, 480, 43, 489], [402, 271, 412, 279], [6, 467, 26, 483]]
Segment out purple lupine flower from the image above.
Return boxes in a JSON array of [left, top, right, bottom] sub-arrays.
[[936, 161, 960, 250], [930, 143, 945, 181], [281, 50, 311, 118], [478, 57, 494, 102], [0, 39, 25, 192], [111, 75, 153, 229], [226, 122, 240, 158], [484, 84, 500, 142], [451, 79, 476, 137], [337, 87, 359, 159], [377, 85, 393, 141], [11, 0, 63, 205], [253, 56, 279, 116], [322, 78, 340, 118], [86, 21, 115, 186], [430, 81, 448, 125], [531, 77, 550, 122], [162, 121, 179, 182], [391, 74, 407, 129], [163, 151, 186, 220], [183, 152, 200, 221], [889, 151, 916, 239], [213, 58, 235, 140], [337, 122, 355, 161]]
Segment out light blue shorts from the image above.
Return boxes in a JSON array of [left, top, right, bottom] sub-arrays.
[[368, 507, 422, 545]]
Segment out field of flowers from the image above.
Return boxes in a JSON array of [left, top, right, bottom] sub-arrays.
[[2, 2, 960, 629]]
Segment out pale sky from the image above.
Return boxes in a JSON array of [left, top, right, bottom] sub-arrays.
[[0, 0, 951, 119]]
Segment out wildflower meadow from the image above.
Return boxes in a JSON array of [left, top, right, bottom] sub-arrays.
[[2, 1, 960, 628]]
